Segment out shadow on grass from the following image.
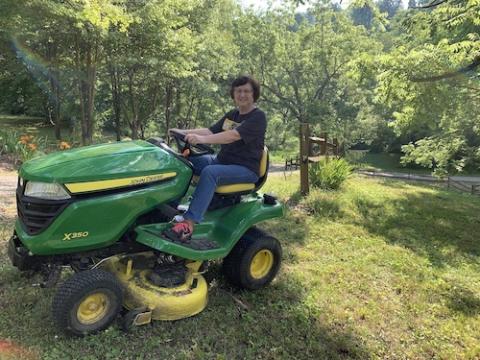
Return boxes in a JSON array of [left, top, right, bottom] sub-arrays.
[[0, 258, 375, 360], [378, 178, 445, 191], [446, 286, 480, 316], [0, 213, 372, 359], [352, 186, 480, 268]]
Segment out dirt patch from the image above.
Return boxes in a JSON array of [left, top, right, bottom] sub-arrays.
[[0, 155, 18, 175], [0, 157, 17, 222]]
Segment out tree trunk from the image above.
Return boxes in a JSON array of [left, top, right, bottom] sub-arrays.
[[128, 71, 139, 139], [46, 39, 61, 140], [75, 32, 97, 145], [109, 64, 122, 141], [164, 82, 174, 141]]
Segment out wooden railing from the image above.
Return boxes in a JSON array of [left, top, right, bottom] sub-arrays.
[[284, 156, 300, 171], [447, 178, 480, 195]]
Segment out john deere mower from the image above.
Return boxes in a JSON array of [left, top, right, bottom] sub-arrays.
[[7, 132, 283, 336]]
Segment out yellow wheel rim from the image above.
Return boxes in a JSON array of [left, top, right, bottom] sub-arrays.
[[250, 250, 274, 279], [77, 292, 111, 325]]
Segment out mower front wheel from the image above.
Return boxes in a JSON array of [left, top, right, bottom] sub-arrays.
[[52, 269, 124, 336], [223, 227, 282, 290]]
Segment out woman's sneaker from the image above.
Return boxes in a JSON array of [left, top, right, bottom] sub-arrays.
[[163, 220, 193, 243]]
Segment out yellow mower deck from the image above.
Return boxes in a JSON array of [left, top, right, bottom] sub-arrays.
[[101, 253, 208, 321]]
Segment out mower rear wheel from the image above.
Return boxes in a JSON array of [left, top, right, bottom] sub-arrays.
[[52, 269, 124, 336], [223, 227, 282, 290]]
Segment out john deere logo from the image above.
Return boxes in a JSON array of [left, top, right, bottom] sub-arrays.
[[63, 232, 89, 241]]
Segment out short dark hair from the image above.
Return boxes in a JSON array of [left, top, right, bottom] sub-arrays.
[[230, 75, 261, 102]]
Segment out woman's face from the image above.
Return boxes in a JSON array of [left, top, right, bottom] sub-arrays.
[[233, 83, 255, 108]]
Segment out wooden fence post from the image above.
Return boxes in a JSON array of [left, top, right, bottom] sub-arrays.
[[300, 123, 310, 195]]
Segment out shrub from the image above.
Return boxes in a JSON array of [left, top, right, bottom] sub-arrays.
[[309, 158, 352, 190], [0, 131, 17, 156]]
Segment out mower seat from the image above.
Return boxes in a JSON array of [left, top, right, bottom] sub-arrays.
[[215, 146, 269, 195]]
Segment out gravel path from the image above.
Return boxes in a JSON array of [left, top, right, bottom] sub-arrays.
[[0, 175, 16, 221], [357, 170, 480, 183]]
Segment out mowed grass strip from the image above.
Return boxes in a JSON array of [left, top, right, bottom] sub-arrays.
[[1, 175, 480, 359]]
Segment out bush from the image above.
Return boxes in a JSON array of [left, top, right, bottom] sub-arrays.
[[308, 158, 352, 190], [0, 130, 19, 156]]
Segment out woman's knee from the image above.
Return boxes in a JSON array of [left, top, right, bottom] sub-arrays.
[[200, 165, 222, 182]]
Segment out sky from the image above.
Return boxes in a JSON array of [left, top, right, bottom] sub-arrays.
[[238, 0, 311, 12], [238, 0, 408, 12]]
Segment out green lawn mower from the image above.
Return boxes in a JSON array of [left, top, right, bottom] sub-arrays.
[[7, 132, 283, 336]]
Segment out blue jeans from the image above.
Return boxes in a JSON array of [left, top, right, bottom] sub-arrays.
[[183, 155, 258, 223]]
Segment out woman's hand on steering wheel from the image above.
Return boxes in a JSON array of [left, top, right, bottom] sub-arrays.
[[169, 130, 215, 155], [184, 133, 204, 146]]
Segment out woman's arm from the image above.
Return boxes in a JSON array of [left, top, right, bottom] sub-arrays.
[[185, 130, 241, 145], [168, 128, 213, 136]]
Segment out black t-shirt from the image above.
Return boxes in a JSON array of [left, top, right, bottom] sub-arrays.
[[208, 108, 267, 175]]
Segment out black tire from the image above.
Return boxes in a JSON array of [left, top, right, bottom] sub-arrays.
[[52, 269, 124, 336], [223, 227, 282, 290]]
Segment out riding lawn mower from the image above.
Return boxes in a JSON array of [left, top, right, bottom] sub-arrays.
[[7, 132, 283, 336]]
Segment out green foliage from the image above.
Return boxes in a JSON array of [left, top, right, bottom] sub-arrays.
[[401, 136, 470, 177], [0, 130, 19, 156], [0, 130, 49, 163], [373, 0, 480, 174], [0, 0, 478, 175], [308, 158, 352, 190]]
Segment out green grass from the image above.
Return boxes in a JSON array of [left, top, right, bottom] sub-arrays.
[[2, 174, 480, 358], [0, 114, 56, 140], [0, 114, 117, 146], [349, 152, 480, 176], [348, 152, 431, 175], [269, 150, 297, 164]]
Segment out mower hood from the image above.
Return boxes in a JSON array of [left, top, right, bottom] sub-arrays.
[[19, 140, 189, 185]]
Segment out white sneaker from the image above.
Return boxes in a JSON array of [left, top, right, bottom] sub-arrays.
[[176, 204, 189, 212], [173, 215, 185, 223]]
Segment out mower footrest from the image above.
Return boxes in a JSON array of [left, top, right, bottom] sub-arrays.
[[144, 229, 219, 250], [180, 238, 220, 251]]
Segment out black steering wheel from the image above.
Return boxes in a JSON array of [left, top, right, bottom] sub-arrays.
[[169, 130, 215, 157]]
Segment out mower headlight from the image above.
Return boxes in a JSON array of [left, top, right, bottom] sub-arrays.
[[24, 182, 71, 200]]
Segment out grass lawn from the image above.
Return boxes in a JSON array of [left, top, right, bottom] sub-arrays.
[[0, 115, 117, 147], [1, 173, 480, 358], [349, 152, 431, 175], [269, 150, 298, 164], [0, 115, 56, 140], [350, 152, 480, 176]]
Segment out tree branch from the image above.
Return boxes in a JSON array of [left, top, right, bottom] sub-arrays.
[[262, 82, 300, 118], [412, 0, 449, 9], [411, 55, 480, 82]]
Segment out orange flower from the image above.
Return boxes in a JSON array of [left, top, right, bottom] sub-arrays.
[[27, 143, 37, 151], [19, 135, 29, 144], [59, 141, 71, 150]]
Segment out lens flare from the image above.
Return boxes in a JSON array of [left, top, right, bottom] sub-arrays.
[[0, 339, 38, 360], [10, 36, 62, 104]]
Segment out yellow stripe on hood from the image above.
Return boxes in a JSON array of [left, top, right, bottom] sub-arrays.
[[65, 172, 176, 193]]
